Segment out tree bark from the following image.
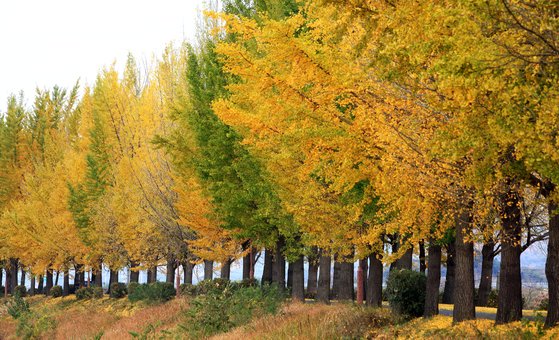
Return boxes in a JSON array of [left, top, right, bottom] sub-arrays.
[[242, 241, 251, 280], [5, 266, 12, 295], [317, 253, 331, 303], [20, 268, 26, 286], [272, 237, 286, 290], [221, 259, 232, 280], [63, 270, 70, 296], [147, 266, 157, 283], [332, 258, 341, 299], [38, 274, 44, 294], [306, 247, 319, 298], [46, 270, 53, 295], [338, 261, 354, 301], [546, 200, 559, 328], [357, 259, 365, 304], [204, 260, 213, 281], [442, 242, 456, 304], [30, 276, 35, 296], [389, 238, 400, 272], [496, 188, 523, 324], [262, 249, 273, 284], [109, 270, 119, 293], [367, 253, 383, 307], [398, 246, 413, 270], [419, 241, 426, 274], [287, 262, 293, 289], [183, 262, 194, 285], [94, 262, 103, 287], [453, 209, 476, 322], [9, 258, 18, 294], [166, 258, 176, 284], [477, 241, 495, 307], [129, 261, 140, 283], [424, 242, 442, 317], [292, 255, 305, 302]]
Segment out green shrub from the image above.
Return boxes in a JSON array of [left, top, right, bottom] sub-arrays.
[[7, 293, 30, 319], [76, 286, 104, 300], [16, 312, 56, 339], [50, 285, 63, 298], [14, 285, 27, 297], [539, 298, 549, 311], [487, 289, 499, 308], [128, 282, 140, 296], [93, 286, 104, 298], [385, 269, 426, 318], [179, 283, 196, 296], [128, 282, 175, 303], [110, 282, 127, 298], [183, 282, 284, 338]]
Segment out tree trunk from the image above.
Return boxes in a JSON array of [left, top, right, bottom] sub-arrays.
[[477, 241, 495, 307], [338, 261, 354, 301], [272, 237, 286, 290], [166, 257, 176, 284], [357, 259, 366, 304], [0, 267, 3, 293], [287, 262, 293, 289], [398, 246, 413, 270], [306, 247, 319, 298], [496, 188, 523, 324], [442, 242, 456, 304], [367, 253, 383, 307], [147, 266, 157, 283], [453, 209, 476, 322], [262, 249, 273, 285], [129, 261, 140, 283], [221, 259, 231, 280], [38, 274, 44, 294], [9, 258, 18, 294], [109, 270, 119, 293], [20, 268, 26, 286], [419, 241, 426, 274], [242, 241, 251, 280], [183, 262, 194, 285], [546, 201, 559, 328], [317, 253, 331, 303], [5, 266, 12, 295], [46, 270, 53, 295], [424, 242, 442, 317], [389, 238, 400, 272], [204, 260, 213, 281], [55, 271, 60, 286], [63, 270, 70, 296], [332, 258, 341, 299], [292, 255, 305, 302], [30, 276, 35, 296], [94, 262, 103, 287]]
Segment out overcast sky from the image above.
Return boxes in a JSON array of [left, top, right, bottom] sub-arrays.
[[0, 0, 204, 109]]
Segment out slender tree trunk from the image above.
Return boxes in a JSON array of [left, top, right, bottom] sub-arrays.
[[55, 271, 60, 286], [453, 209, 476, 322], [221, 259, 231, 280], [46, 270, 53, 295], [367, 253, 383, 307], [5, 266, 12, 295], [109, 270, 119, 293], [242, 241, 251, 280], [0, 267, 3, 293], [38, 274, 44, 294], [332, 258, 341, 299], [183, 262, 194, 285], [272, 237, 286, 290], [287, 262, 293, 289], [9, 258, 18, 294], [546, 201, 559, 328], [129, 261, 140, 283], [477, 241, 495, 307], [496, 188, 523, 324], [75, 264, 83, 289], [307, 251, 318, 298], [20, 268, 25, 286], [94, 262, 102, 287], [147, 266, 157, 283], [442, 243, 456, 304], [63, 270, 70, 296], [338, 261, 354, 301], [262, 249, 273, 285], [424, 242, 442, 317], [292, 255, 305, 302], [357, 259, 366, 304], [30, 276, 35, 296], [166, 257, 176, 284], [389, 238, 400, 272], [204, 260, 213, 281], [399, 247, 413, 270], [317, 253, 331, 303], [419, 241, 426, 274]]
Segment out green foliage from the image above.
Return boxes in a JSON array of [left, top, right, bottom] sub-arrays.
[[385, 269, 426, 318], [76, 286, 104, 300], [538, 298, 548, 311], [128, 282, 176, 303], [14, 285, 27, 297], [16, 312, 56, 339], [179, 283, 197, 296], [109, 282, 127, 298], [128, 282, 140, 296], [182, 283, 284, 338], [50, 285, 63, 298], [129, 321, 161, 339], [7, 293, 30, 319]]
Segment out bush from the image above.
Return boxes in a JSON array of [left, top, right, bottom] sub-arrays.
[[50, 285, 63, 298], [183, 282, 284, 338], [16, 312, 56, 339], [128, 282, 175, 303], [76, 286, 104, 300], [7, 293, 30, 319], [539, 298, 549, 311], [487, 289, 499, 308], [128, 282, 140, 296], [14, 285, 27, 297], [93, 286, 104, 298], [385, 269, 426, 318], [110, 282, 127, 298], [179, 283, 197, 296]]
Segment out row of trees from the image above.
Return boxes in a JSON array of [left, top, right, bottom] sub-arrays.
[[1, 0, 558, 328]]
